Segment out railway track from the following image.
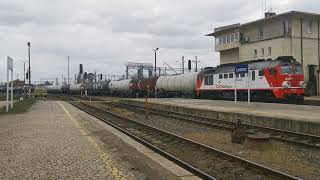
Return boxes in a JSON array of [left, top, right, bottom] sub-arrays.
[[51, 94, 320, 149], [69, 100, 300, 180], [111, 101, 320, 149]]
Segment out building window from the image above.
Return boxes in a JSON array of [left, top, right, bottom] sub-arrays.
[[231, 33, 235, 42], [224, 74, 228, 79], [240, 73, 245, 78], [227, 34, 230, 43], [254, 49, 257, 58], [219, 37, 223, 44], [307, 20, 313, 33], [223, 36, 227, 44], [229, 73, 233, 78], [235, 32, 239, 42], [283, 18, 290, 34], [219, 74, 223, 79], [258, 26, 263, 38], [268, 47, 271, 56], [261, 48, 264, 57]]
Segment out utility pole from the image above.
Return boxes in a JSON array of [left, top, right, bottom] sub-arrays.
[[193, 56, 200, 72], [23, 62, 25, 84], [68, 56, 70, 84], [27, 42, 31, 85], [20, 60, 26, 84], [153, 48, 159, 77], [182, 56, 185, 74]]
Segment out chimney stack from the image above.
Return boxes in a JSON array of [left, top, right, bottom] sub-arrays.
[[265, 12, 276, 18], [79, 64, 83, 74]]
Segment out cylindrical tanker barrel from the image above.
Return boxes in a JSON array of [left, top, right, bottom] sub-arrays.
[[156, 72, 199, 93], [101, 81, 111, 94], [47, 84, 63, 94], [69, 83, 86, 95], [109, 79, 132, 95]]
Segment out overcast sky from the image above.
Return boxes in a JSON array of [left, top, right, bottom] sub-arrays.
[[0, 0, 319, 83]]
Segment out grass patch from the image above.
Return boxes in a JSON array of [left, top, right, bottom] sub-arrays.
[[0, 94, 22, 101], [0, 99, 36, 114]]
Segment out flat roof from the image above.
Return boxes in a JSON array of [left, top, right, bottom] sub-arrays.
[[206, 11, 320, 37]]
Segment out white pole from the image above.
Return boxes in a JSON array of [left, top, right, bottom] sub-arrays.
[[234, 73, 237, 104], [11, 69, 13, 109], [247, 71, 250, 105], [6, 68, 9, 112]]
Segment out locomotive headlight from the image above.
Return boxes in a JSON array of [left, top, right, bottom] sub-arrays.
[[299, 81, 306, 88], [282, 81, 291, 88]]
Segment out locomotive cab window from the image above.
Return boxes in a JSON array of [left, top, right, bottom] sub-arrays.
[[209, 75, 213, 85], [251, 71, 255, 81], [219, 74, 223, 79], [270, 68, 277, 76], [294, 66, 303, 74], [204, 76, 209, 85], [259, 69, 264, 76], [224, 74, 228, 79], [280, 66, 292, 74]]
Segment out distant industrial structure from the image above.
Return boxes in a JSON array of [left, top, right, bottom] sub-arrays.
[[207, 11, 320, 95]]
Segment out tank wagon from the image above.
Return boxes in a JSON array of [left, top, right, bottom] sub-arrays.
[[109, 79, 132, 96], [69, 83, 86, 95], [47, 56, 305, 103], [156, 73, 198, 97]]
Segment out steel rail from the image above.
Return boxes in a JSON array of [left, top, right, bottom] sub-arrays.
[[70, 101, 215, 180], [70, 101, 301, 180], [112, 101, 320, 149]]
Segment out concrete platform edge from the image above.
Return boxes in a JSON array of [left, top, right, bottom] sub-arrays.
[[121, 99, 320, 136], [76, 104, 201, 180]]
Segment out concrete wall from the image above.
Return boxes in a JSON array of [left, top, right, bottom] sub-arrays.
[[220, 48, 239, 64], [240, 16, 285, 42], [239, 38, 291, 61]]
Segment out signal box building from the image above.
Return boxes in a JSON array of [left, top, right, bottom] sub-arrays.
[[207, 11, 320, 95]]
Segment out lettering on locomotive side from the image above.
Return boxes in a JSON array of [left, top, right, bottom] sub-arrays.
[[215, 84, 232, 89]]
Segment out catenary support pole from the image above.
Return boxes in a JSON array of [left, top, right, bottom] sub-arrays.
[[27, 42, 31, 85], [234, 73, 237, 104], [11, 70, 13, 109], [68, 56, 70, 85], [248, 72, 250, 105], [6, 67, 9, 112]]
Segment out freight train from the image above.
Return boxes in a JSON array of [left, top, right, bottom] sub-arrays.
[[47, 56, 305, 103]]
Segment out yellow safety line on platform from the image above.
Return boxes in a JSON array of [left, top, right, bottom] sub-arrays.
[[58, 101, 125, 180]]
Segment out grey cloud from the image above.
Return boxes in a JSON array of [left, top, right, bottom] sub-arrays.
[[0, 0, 319, 80]]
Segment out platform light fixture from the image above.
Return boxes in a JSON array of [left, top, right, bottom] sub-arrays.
[[153, 48, 159, 77]]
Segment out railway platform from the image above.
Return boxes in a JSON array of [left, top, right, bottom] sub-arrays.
[[305, 96, 320, 105], [0, 100, 196, 179], [121, 98, 320, 136]]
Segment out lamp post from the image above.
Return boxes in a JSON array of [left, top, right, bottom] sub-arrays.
[[153, 48, 159, 77], [192, 56, 200, 72], [20, 60, 27, 84], [27, 42, 31, 85]]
